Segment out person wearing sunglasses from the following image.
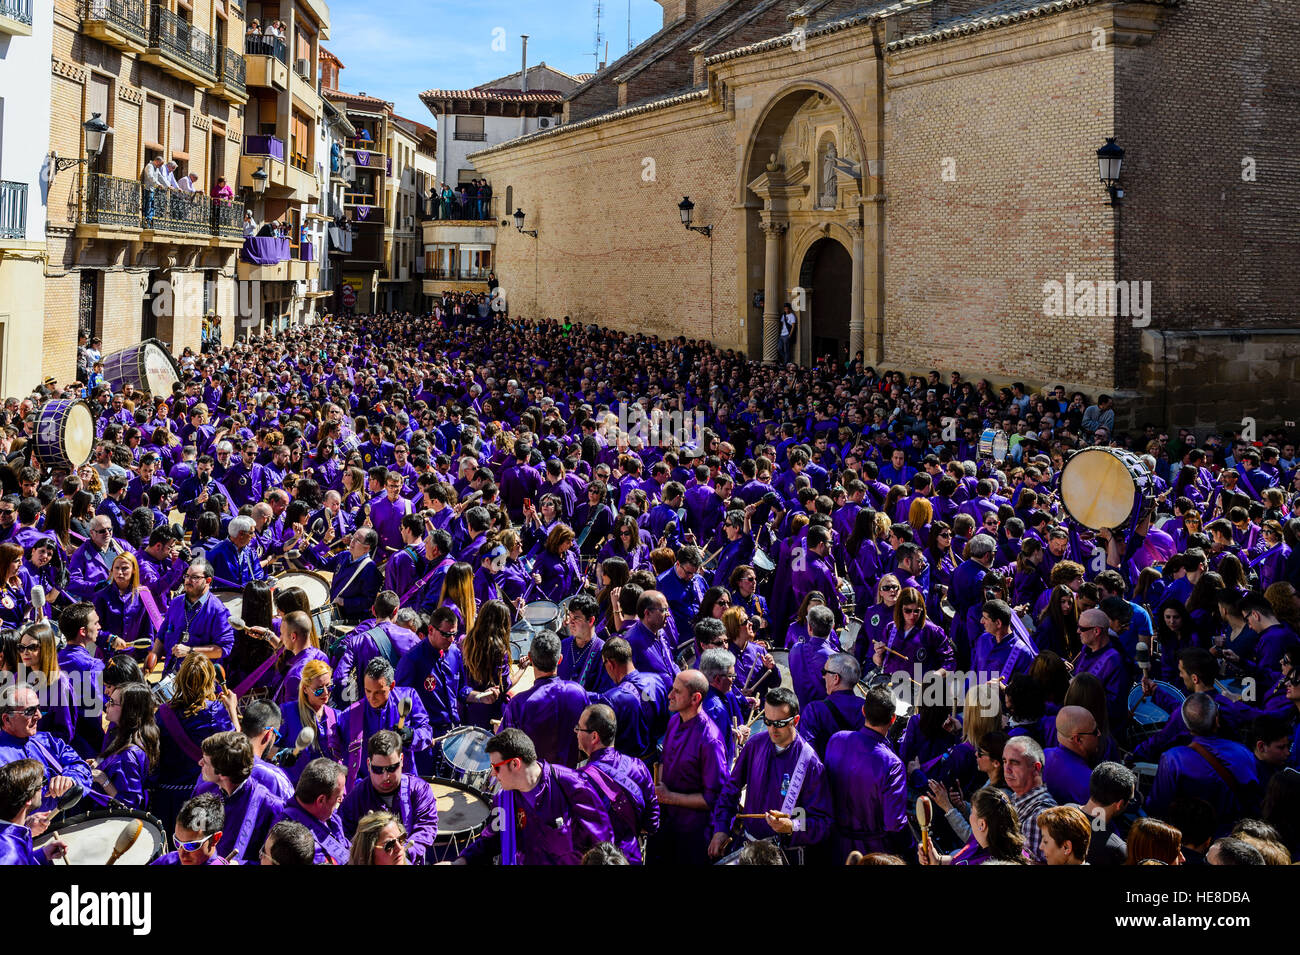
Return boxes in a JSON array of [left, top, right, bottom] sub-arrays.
[[340, 656, 431, 786], [395, 607, 464, 774], [0, 684, 93, 816], [708, 687, 831, 861], [454, 727, 613, 866], [1042, 706, 1104, 805], [151, 793, 230, 866], [348, 810, 410, 866], [340, 730, 438, 865]]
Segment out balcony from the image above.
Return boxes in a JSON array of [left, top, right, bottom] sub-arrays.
[[0, 0, 32, 35], [0, 181, 27, 240], [426, 266, 493, 282], [81, 0, 149, 53], [453, 130, 487, 142], [345, 204, 384, 226], [78, 173, 245, 245], [244, 34, 288, 89], [237, 234, 317, 281], [212, 47, 248, 103], [145, 7, 216, 86]]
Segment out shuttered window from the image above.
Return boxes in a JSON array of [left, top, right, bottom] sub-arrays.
[[144, 97, 163, 150], [171, 106, 189, 160]]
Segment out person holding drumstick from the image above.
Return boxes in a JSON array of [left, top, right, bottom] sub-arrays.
[[0, 759, 69, 864]]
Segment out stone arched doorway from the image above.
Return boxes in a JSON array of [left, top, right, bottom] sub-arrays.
[[797, 237, 852, 367]]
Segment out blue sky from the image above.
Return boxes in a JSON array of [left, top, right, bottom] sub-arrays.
[[325, 0, 666, 124]]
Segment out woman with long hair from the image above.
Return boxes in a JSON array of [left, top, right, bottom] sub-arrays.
[[348, 811, 409, 866], [594, 557, 630, 635], [1153, 597, 1198, 683], [596, 515, 650, 573], [275, 585, 322, 647], [521, 494, 562, 555], [438, 562, 478, 636], [494, 529, 532, 605], [224, 578, 276, 690], [851, 574, 903, 667], [17, 622, 76, 744], [1011, 538, 1045, 610], [92, 552, 154, 665], [729, 564, 769, 645], [43, 498, 75, 556], [873, 587, 953, 678], [1252, 521, 1291, 593], [721, 605, 778, 700], [844, 507, 882, 602], [92, 683, 160, 810], [20, 537, 64, 615], [920, 787, 1028, 865], [156, 653, 236, 786], [697, 586, 733, 626], [279, 658, 344, 785], [1034, 584, 1080, 660], [924, 520, 957, 618], [461, 599, 513, 728], [0, 542, 29, 628]]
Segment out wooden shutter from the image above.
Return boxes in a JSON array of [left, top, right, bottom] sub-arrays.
[[171, 107, 189, 159], [144, 97, 162, 149]]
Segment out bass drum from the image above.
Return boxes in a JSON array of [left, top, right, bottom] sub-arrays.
[[101, 339, 181, 396], [33, 399, 95, 470], [1060, 447, 1154, 531], [423, 777, 493, 863], [276, 571, 333, 637], [34, 808, 166, 865]]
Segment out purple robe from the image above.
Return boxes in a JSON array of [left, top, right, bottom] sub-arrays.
[[711, 731, 832, 847], [657, 711, 726, 864], [825, 726, 911, 859], [340, 772, 439, 864], [580, 746, 659, 864], [500, 674, 590, 768], [273, 801, 351, 865]]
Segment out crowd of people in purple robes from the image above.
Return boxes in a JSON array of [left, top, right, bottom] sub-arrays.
[[0, 309, 1297, 867]]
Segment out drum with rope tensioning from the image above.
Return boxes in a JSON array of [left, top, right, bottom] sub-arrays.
[[1059, 447, 1155, 531], [33, 399, 95, 470], [101, 339, 181, 396]]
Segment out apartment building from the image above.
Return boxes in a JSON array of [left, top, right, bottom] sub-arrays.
[[0, 0, 53, 394]]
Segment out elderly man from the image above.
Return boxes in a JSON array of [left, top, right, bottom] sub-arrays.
[[0, 686, 93, 816], [456, 728, 612, 865], [340, 730, 439, 865], [790, 604, 839, 708], [500, 631, 590, 769], [651, 669, 726, 866], [699, 647, 748, 766], [825, 686, 911, 860], [798, 652, 866, 758], [208, 515, 266, 589], [340, 657, 431, 787], [575, 703, 658, 865], [1073, 607, 1127, 727], [272, 759, 351, 864], [709, 687, 832, 862], [1003, 735, 1058, 863], [1148, 692, 1260, 835], [66, 514, 127, 600], [152, 559, 235, 673], [623, 590, 680, 688], [140, 156, 166, 223], [1043, 705, 1102, 805], [327, 527, 382, 622]]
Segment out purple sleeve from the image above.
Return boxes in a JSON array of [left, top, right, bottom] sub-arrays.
[[405, 780, 440, 864], [710, 738, 748, 835], [565, 773, 615, 856], [700, 728, 727, 808]]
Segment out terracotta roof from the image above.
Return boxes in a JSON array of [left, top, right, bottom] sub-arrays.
[[704, 0, 925, 64], [323, 87, 394, 109], [418, 88, 566, 104], [887, 0, 1179, 49], [320, 46, 344, 68], [391, 113, 434, 138]]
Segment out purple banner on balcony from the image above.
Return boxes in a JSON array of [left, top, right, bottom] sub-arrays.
[[386, 157, 392, 176], [245, 135, 285, 161], [354, 206, 371, 221], [241, 236, 291, 265], [355, 150, 370, 166], [299, 241, 314, 262]]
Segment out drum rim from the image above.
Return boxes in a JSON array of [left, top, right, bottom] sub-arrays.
[[33, 807, 167, 859], [274, 570, 332, 605], [422, 775, 493, 834], [440, 726, 494, 773]]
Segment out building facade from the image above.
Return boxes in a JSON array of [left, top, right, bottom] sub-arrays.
[[322, 86, 390, 315], [0, 0, 53, 395], [469, 0, 1300, 431]]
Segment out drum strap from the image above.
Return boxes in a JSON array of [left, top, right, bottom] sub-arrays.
[[401, 557, 452, 606], [499, 788, 518, 865], [334, 556, 373, 601], [138, 587, 164, 632], [156, 704, 204, 762], [1188, 742, 1246, 808], [234, 644, 286, 698], [779, 742, 815, 825]]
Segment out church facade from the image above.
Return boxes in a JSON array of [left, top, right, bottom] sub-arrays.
[[468, 0, 1299, 431]]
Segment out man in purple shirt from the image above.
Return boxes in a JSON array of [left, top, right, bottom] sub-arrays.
[[152, 559, 235, 673], [1073, 607, 1128, 728], [1043, 706, 1102, 805], [456, 728, 612, 865], [650, 669, 726, 865], [273, 758, 351, 864], [501, 445, 542, 524], [369, 472, 413, 558], [576, 703, 658, 864], [0, 759, 69, 864], [622, 590, 681, 689], [193, 731, 280, 864], [500, 631, 590, 768], [339, 730, 439, 865], [825, 686, 912, 860]]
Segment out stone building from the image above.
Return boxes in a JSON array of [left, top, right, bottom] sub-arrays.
[[470, 0, 1300, 431]]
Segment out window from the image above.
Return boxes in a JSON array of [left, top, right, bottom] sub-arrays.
[[454, 115, 484, 141], [171, 106, 190, 160], [144, 97, 164, 151], [290, 110, 310, 171], [87, 74, 114, 174], [457, 169, 476, 185]]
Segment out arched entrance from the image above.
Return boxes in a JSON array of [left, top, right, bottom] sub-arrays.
[[798, 237, 852, 367]]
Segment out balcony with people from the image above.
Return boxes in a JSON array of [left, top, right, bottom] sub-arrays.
[[244, 17, 289, 89], [81, 0, 149, 53], [79, 167, 245, 246], [237, 217, 316, 282], [144, 5, 217, 86]]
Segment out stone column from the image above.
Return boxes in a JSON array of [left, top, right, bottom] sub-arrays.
[[847, 215, 865, 360], [761, 217, 786, 363]]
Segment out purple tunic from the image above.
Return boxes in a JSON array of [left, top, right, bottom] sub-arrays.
[[825, 726, 910, 860], [658, 711, 726, 864], [340, 773, 439, 865], [273, 801, 351, 864], [580, 747, 659, 864], [1043, 745, 1094, 805], [500, 674, 591, 768], [711, 732, 833, 846]]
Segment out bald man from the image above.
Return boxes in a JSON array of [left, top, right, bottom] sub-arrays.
[[1042, 705, 1101, 805]]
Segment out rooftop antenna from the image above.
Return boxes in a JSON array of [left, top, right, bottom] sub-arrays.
[[592, 0, 605, 68], [628, 0, 632, 52]]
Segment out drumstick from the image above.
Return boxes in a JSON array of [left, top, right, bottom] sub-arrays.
[[735, 812, 788, 820], [874, 642, 909, 663], [396, 696, 412, 730], [916, 795, 934, 859], [52, 830, 68, 864], [290, 726, 316, 757], [106, 819, 144, 865]]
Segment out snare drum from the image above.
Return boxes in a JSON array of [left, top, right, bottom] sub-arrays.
[[838, 617, 862, 653], [34, 809, 165, 865], [978, 428, 1011, 463], [337, 432, 362, 457], [101, 339, 181, 396], [509, 619, 537, 664], [215, 590, 244, 620], [423, 777, 493, 862], [33, 399, 95, 470], [1126, 680, 1185, 747], [438, 726, 495, 792], [752, 546, 776, 574], [275, 571, 333, 637], [1060, 447, 1155, 531], [521, 599, 560, 633]]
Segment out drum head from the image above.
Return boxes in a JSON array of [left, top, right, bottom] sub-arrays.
[[35, 810, 165, 865], [991, 431, 1010, 462], [768, 649, 791, 691], [63, 402, 95, 469], [440, 726, 494, 774], [521, 600, 559, 627], [1060, 449, 1139, 530], [978, 428, 996, 458], [142, 341, 180, 395], [752, 547, 775, 573], [507, 664, 536, 699], [216, 590, 244, 619], [425, 778, 491, 835], [277, 572, 330, 609], [509, 620, 536, 663], [838, 618, 861, 653]]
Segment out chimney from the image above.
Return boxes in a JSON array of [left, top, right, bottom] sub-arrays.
[[520, 35, 529, 92]]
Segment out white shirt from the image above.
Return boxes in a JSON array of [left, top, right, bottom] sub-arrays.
[[177, 176, 195, 194]]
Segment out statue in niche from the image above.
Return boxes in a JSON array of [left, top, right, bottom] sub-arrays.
[[821, 142, 838, 208]]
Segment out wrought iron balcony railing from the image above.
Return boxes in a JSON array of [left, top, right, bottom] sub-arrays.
[[82, 0, 148, 44], [149, 6, 215, 78]]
